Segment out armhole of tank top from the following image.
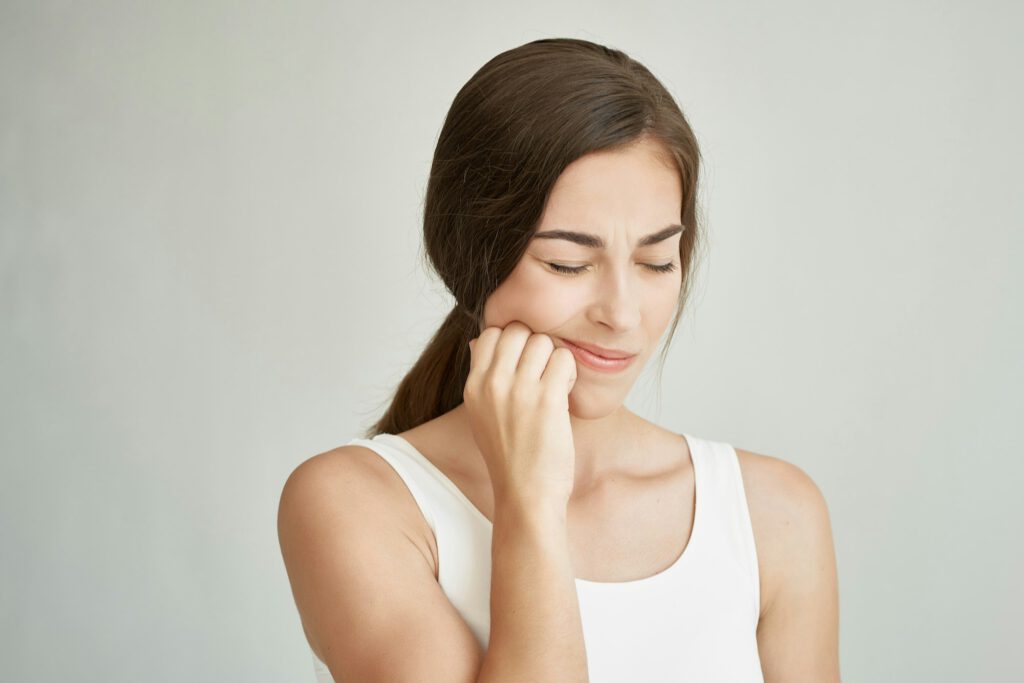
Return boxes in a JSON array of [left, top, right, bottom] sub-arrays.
[[727, 443, 762, 625], [346, 438, 439, 543]]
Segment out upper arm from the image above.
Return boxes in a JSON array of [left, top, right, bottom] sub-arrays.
[[741, 451, 841, 683], [277, 446, 484, 683]]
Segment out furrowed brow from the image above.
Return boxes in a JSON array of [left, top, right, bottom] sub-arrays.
[[530, 224, 684, 249]]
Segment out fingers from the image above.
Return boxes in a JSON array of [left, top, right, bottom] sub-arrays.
[[467, 326, 501, 375], [541, 347, 577, 394], [467, 322, 576, 395], [514, 333, 556, 381], [488, 322, 533, 379], [468, 321, 529, 378]]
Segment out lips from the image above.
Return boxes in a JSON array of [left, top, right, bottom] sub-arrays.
[[559, 338, 637, 373], [560, 338, 637, 360]]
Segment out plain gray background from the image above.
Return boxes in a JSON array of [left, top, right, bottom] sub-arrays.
[[2, 1, 1021, 681]]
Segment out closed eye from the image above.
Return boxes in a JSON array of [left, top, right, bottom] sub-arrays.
[[546, 262, 677, 276]]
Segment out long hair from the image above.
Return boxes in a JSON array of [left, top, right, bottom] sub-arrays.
[[363, 37, 704, 438]]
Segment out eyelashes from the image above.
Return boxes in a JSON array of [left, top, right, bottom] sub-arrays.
[[546, 262, 678, 276]]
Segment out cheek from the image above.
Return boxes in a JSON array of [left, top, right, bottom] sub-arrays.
[[483, 268, 579, 331], [654, 279, 681, 308], [648, 281, 681, 327]]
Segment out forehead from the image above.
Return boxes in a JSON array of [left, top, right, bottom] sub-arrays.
[[540, 138, 682, 231]]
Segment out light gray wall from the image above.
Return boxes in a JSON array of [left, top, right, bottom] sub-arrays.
[[2, 1, 1021, 681]]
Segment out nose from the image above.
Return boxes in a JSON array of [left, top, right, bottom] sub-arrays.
[[588, 266, 642, 331]]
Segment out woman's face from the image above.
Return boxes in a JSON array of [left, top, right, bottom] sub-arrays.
[[482, 136, 685, 418]]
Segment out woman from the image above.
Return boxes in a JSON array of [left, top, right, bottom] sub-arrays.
[[278, 37, 840, 682]]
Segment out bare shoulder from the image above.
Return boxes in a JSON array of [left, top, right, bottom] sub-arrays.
[[733, 448, 841, 679], [733, 447, 834, 617], [278, 443, 438, 579], [734, 447, 830, 515], [278, 445, 403, 528], [277, 445, 482, 681]]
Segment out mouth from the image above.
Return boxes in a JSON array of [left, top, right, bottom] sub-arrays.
[[558, 338, 638, 373]]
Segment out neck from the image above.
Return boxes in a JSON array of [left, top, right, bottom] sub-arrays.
[[446, 401, 642, 492]]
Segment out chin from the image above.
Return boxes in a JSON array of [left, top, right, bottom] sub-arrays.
[[567, 387, 627, 420]]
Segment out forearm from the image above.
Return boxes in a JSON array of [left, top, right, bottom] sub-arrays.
[[476, 498, 589, 683]]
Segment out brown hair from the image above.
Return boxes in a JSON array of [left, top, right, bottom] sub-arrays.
[[363, 37, 704, 438]]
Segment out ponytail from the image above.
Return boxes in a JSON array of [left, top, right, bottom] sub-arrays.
[[362, 305, 479, 438]]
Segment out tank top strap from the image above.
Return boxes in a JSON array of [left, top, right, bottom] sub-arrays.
[[344, 433, 494, 645], [685, 434, 761, 623], [344, 435, 444, 533]]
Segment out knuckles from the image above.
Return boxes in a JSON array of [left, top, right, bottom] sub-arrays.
[[464, 326, 575, 400]]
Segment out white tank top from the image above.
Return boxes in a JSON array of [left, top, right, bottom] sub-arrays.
[[310, 432, 764, 682]]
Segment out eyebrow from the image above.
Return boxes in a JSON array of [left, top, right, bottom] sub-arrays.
[[530, 224, 685, 249]]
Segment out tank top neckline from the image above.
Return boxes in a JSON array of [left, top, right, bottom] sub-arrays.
[[369, 431, 703, 588]]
